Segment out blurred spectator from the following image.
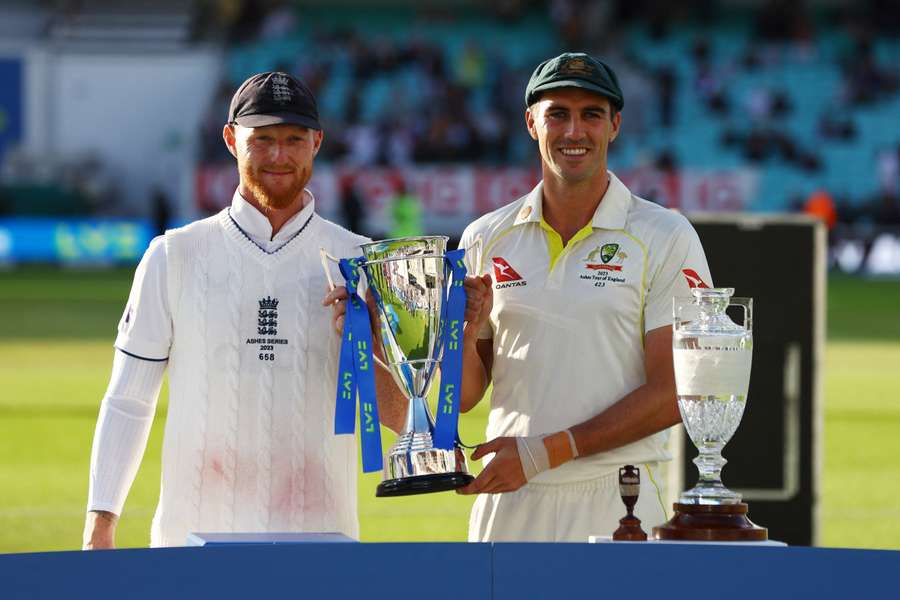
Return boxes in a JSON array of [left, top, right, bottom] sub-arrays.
[[818, 111, 857, 141], [389, 180, 423, 238], [199, 79, 238, 162], [340, 179, 367, 236], [654, 148, 679, 173], [385, 121, 416, 167], [695, 61, 729, 115], [804, 189, 838, 230], [842, 34, 900, 106], [492, 0, 526, 22], [835, 196, 863, 225], [456, 42, 486, 89], [344, 122, 380, 167], [151, 186, 172, 237], [745, 87, 774, 123], [877, 146, 899, 195], [478, 106, 511, 163], [656, 65, 677, 128], [227, 0, 265, 43], [615, 58, 653, 138], [770, 90, 793, 118], [258, 0, 296, 40], [870, 191, 900, 225], [549, 0, 583, 47], [755, 0, 811, 43]]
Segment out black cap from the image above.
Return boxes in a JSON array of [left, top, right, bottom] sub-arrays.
[[228, 71, 321, 130], [525, 52, 624, 111]]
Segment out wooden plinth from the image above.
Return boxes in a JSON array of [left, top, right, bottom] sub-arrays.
[[612, 515, 648, 541], [652, 502, 767, 541]]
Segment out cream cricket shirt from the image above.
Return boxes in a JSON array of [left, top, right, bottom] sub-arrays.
[[459, 172, 712, 485]]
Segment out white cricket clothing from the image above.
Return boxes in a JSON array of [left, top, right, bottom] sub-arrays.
[[459, 172, 711, 541], [468, 463, 667, 542], [88, 352, 166, 515], [89, 189, 368, 547]]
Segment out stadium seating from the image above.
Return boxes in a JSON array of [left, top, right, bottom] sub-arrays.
[[220, 8, 897, 212]]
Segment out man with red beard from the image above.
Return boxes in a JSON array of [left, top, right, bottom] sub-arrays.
[[83, 72, 405, 549]]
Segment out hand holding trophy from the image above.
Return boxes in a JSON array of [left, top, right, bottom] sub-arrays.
[[322, 236, 474, 496], [653, 287, 767, 541]]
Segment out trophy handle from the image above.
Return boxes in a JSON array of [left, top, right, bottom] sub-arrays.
[[319, 247, 390, 372], [319, 247, 340, 293], [672, 297, 693, 333], [729, 297, 753, 333]]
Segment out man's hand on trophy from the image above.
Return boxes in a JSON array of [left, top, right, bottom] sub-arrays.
[[323, 285, 350, 336], [463, 274, 493, 343], [322, 286, 380, 341], [456, 437, 526, 495]]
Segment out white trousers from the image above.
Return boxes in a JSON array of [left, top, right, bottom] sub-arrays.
[[468, 463, 668, 542]]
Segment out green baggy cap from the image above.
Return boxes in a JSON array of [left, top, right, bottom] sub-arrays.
[[525, 52, 624, 110]]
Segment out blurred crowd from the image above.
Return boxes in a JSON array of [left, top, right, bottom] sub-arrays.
[[192, 0, 899, 227], [1, 0, 897, 231], [199, 36, 523, 166]]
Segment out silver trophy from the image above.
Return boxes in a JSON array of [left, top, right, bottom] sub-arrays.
[[654, 287, 765, 540], [322, 236, 474, 496]]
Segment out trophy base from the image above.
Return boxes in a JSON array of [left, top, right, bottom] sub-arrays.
[[612, 515, 648, 541], [376, 472, 474, 497], [652, 502, 767, 542]]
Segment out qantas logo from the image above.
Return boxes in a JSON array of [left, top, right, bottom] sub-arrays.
[[682, 269, 710, 289], [493, 257, 522, 282], [492, 257, 527, 288]]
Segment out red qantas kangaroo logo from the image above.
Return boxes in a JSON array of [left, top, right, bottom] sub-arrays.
[[492, 257, 523, 282], [682, 269, 710, 289]]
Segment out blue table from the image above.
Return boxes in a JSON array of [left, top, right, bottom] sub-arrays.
[[1, 542, 897, 599]]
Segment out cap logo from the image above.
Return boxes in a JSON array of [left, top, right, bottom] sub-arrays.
[[559, 58, 594, 77], [271, 74, 293, 104]]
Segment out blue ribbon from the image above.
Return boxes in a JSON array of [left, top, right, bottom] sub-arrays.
[[433, 248, 467, 450], [334, 257, 383, 473]]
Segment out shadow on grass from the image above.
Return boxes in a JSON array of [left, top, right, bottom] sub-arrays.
[[827, 275, 900, 342], [0, 266, 134, 340]]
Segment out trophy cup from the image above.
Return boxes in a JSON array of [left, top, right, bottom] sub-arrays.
[[612, 465, 647, 541], [653, 287, 767, 541], [322, 236, 474, 497]]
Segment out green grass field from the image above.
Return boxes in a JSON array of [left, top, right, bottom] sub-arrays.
[[0, 268, 898, 552]]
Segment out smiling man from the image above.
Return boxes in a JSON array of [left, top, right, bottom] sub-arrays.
[[457, 53, 713, 541], [83, 72, 405, 549]]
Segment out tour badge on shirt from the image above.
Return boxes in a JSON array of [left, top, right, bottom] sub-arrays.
[[580, 242, 629, 287], [492, 257, 527, 289], [244, 295, 290, 362]]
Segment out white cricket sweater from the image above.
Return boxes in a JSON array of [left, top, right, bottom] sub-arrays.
[[91, 191, 369, 547]]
